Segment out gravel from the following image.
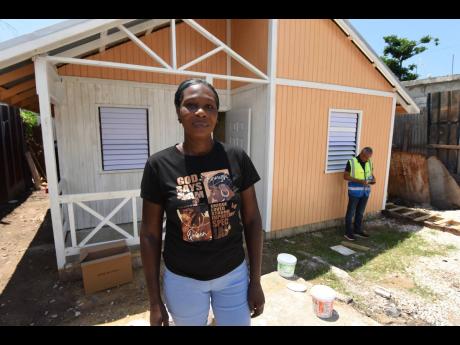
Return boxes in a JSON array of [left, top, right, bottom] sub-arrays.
[[330, 217, 460, 325]]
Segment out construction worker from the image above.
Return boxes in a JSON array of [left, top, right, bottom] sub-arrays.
[[343, 147, 375, 241]]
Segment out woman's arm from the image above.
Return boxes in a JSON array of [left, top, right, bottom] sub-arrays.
[[140, 199, 169, 326], [240, 185, 265, 318]]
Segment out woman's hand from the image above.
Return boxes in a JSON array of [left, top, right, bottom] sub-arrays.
[[150, 302, 169, 326], [248, 281, 265, 318]]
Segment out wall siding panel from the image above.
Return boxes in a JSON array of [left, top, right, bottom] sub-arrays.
[[276, 20, 393, 92], [271, 86, 393, 232]]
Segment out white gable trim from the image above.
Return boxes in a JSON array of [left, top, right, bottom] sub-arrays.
[[333, 19, 420, 114]]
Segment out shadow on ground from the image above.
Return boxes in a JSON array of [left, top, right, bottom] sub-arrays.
[[0, 190, 32, 223], [0, 209, 151, 326]]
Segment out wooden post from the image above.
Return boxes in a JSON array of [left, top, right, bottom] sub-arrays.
[[34, 56, 66, 270], [170, 19, 177, 70], [382, 96, 397, 210], [264, 19, 278, 232]]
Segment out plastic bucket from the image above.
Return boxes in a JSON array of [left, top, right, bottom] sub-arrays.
[[310, 285, 336, 319], [277, 253, 297, 278]]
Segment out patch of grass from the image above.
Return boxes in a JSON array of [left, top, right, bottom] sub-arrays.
[[445, 244, 458, 251], [409, 282, 439, 301], [351, 231, 454, 281], [312, 269, 349, 296]]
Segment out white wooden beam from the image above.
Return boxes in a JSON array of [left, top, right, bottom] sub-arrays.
[[99, 30, 108, 53], [75, 201, 133, 238], [68, 203, 77, 248], [118, 24, 171, 69], [45, 55, 269, 84], [34, 56, 66, 269], [47, 64, 64, 105], [78, 197, 133, 246], [264, 19, 278, 232], [178, 46, 224, 71], [170, 19, 177, 69], [59, 189, 140, 203], [132, 197, 138, 239], [276, 78, 394, 98], [183, 19, 268, 80], [55, 19, 170, 59], [226, 19, 231, 98]]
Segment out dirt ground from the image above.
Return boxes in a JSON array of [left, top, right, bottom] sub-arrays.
[[1, 191, 460, 326], [0, 190, 152, 326]]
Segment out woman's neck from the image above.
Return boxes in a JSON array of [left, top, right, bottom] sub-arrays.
[[180, 135, 215, 156]]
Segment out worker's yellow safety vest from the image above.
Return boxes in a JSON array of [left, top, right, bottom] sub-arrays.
[[348, 157, 373, 198]]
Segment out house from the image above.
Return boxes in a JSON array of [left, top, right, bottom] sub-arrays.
[[0, 19, 419, 274]]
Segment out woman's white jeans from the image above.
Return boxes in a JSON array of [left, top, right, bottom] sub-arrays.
[[163, 260, 251, 326]]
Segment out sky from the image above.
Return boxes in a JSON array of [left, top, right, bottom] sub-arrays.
[[1, 19, 459, 79]]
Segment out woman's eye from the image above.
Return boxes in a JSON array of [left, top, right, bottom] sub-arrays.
[[184, 103, 198, 112]]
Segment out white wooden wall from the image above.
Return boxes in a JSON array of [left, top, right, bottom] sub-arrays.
[[231, 84, 269, 229], [55, 76, 230, 229]]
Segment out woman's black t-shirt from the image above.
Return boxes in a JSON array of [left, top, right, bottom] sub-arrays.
[[140, 141, 261, 281]]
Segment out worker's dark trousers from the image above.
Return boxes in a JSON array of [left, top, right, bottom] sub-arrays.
[[345, 195, 369, 236]]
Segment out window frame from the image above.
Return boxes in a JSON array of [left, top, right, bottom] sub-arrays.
[[324, 108, 363, 174], [97, 104, 151, 174]]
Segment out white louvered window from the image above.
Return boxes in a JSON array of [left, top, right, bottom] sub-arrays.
[[326, 110, 361, 173], [99, 107, 149, 171]]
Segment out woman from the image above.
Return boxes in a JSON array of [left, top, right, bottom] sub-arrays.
[[140, 78, 265, 326]]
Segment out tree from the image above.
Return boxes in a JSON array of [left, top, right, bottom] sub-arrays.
[[20, 109, 39, 138], [380, 35, 439, 81]]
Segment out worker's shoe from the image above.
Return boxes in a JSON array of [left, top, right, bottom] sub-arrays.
[[344, 234, 355, 241], [355, 231, 370, 238]]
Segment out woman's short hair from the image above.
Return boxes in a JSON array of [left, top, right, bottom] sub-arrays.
[[174, 78, 220, 110]]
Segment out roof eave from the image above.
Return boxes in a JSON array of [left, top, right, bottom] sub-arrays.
[[334, 19, 420, 115], [0, 19, 131, 70]]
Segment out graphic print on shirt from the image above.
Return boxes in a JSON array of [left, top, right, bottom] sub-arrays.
[[202, 169, 238, 239], [177, 204, 213, 242], [175, 169, 238, 242]]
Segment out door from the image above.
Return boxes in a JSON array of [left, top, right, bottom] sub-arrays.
[[225, 108, 252, 156]]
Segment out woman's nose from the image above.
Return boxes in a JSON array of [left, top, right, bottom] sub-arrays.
[[195, 108, 207, 117]]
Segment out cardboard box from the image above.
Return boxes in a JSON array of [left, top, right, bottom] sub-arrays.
[[80, 240, 133, 295]]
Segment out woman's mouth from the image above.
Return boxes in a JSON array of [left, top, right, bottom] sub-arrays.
[[192, 121, 209, 128]]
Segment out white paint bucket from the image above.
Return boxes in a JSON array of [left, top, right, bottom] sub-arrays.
[[277, 253, 297, 278], [310, 285, 336, 319]]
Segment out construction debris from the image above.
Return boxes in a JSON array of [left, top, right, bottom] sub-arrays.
[[330, 245, 356, 256], [341, 241, 370, 252], [330, 266, 351, 280], [336, 292, 353, 304], [374, 286, 392, 299], [383, 202, 460, 236], [287, 282, 308, 292]]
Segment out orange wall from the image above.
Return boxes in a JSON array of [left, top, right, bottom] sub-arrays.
[[58, 20, 228, 90], [231, 19, 268, 89], [271, 86, 394, 231], [276, 20, 393, 92]]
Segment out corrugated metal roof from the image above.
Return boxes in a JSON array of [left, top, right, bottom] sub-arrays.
[[0, 19, 90, 51]]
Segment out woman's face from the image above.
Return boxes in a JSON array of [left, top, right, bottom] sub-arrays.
[[177, 84, 218, 138]]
